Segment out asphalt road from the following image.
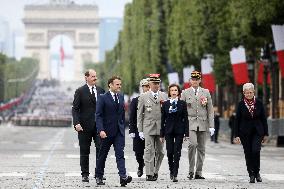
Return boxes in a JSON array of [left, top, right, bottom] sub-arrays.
[[0, 123, 284, 189]]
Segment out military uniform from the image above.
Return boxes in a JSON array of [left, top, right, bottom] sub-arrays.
[[180, 71, 214, 179], [128, 79, 149, 177], [137, 74, 168, 180]]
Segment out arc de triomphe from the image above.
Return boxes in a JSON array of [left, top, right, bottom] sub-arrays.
[[23, 0, 99, 80]]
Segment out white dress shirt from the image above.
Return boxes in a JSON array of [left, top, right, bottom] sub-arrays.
[[87, 84, 97, 100], [109, 91, 119, 103]]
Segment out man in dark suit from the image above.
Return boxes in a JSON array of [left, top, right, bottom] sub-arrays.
[[95, 76, 132, 187], [72, 69, 105, 182], [129, 79, 150, 177]]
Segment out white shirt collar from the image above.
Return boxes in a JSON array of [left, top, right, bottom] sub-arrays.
[[109, 91, 119, 102], [190, 87, 200, 93], [87, 84, 95, 89], [170, 97, 178, 103], [151, 91, 159, 96], [109, 90, 116, 96]]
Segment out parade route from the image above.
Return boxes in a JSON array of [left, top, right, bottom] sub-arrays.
[[0, 124, 283, 189]]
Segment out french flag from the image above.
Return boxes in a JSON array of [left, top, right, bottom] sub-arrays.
[[201, 55, 215, 92], [229, 46, 249, 85], [272, 25, 284, 78], [183, 65, 195, 89]]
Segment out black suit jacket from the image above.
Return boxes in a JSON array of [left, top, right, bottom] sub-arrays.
[[160, 99, 189, 137], [235, 98, 268, 137], [72, 84, 105, 132]]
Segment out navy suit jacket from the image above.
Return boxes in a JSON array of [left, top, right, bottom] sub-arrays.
[[96, 91, 125, 137], [160, 99, 189, 137], [235, 98, 268, 137]]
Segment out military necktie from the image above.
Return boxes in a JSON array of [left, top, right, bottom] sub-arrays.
[[154, 94, 158, 100]]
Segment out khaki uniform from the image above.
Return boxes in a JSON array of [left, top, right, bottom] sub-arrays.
[[137, 91, 168, 176], [181, 87, 214, 176]]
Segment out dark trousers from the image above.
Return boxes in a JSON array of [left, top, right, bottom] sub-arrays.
[[240, 131, 263, 176], [211, 126, 219, 142], [165, 134, 184, 177], [133, 136, 145, 170], [78, 129, 101, 176], [230, 127, 235, 144], [95, 133, 126, 178]]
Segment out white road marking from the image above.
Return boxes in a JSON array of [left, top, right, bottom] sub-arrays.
[[110, 155, 129, 159], [32, 130, 65, 189], [0, 141, 12, 144], [73, 142, 79, 149], [128, 171, 146, 179], [66, 154, 80, 159], [0, 172, 27, 177], [263, 174, 284, 181], [22, 154, 41, 158], [27, 141, 38, 144], [203, 172, 226, 179], [65, 172, 94, 177], [205, 156, 218, 161]]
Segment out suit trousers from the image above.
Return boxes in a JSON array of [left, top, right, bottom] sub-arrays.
[[95, 133, 126, 178], [188, 130, 206, 175], [165, 134, 184, 177], [144, 135, 164, 176], [78, 129, 100, 176], [240, 131, 262, 176], [133, 137, 145, 169]]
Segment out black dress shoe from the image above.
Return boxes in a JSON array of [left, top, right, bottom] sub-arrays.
[[120, 176, 132, 186], [153, 173, 158, 180], [249, 175, 255, 183], [187, 172, 194, 180], [170, 174, 174, 180], [94, 175, 106, 180], [146, 175, 156, 181], [96, 177, 105, 185], [82, 176, 89, 182], [137, 169, 143, 177], [255, 174, 262, 182], [173, 177, 178, 182], [195, 175, 205, 179]]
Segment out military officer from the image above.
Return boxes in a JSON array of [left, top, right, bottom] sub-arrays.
[[137, 74, 168, 181], [128, 79, 150, 177], [180, 71, 215, 180]]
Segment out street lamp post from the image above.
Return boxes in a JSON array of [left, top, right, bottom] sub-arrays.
[[262, 43, 279, 118]]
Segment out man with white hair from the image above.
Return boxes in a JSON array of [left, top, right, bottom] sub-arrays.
[[129, 79, 150, 177]]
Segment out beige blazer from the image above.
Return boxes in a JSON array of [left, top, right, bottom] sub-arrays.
[[137, 91, 168, 135], [180, 87, 214, 131]]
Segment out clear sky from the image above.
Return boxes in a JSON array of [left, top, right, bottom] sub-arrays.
[[0, 0, 132, 30]]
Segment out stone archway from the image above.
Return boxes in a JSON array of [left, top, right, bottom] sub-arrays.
[[23, 0, 99, 80]]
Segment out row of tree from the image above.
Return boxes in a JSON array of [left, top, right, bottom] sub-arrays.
[[88, 0, 284, 116], [0, 53, 39, 102]]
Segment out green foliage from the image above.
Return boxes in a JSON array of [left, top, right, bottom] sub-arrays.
[[102, 0, 284, 94], [0, 57, 38, 102]]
